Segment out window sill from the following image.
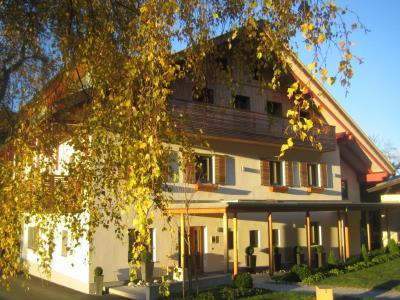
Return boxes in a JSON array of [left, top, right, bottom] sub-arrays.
[[269, 185, 289, 193], [195, 183, 218, 192], [307, 186, 324, 193]]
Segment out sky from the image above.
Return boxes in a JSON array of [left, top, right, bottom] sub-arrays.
[[298, 0, 400, 151]]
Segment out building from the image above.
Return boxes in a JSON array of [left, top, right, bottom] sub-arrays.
[[20, 41, 398, 294]]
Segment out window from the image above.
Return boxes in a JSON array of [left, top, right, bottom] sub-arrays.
[[341, 179, 348, 200], [270, 161, 283, 186], [272, 229, 280, 247], [27, 226, 39, 251], [193, 88, 214, 104], [234, 95, 250, 110], [311, 222, 320, 246], [266, 101, 282, 117], [61, 230, 68, 257], [307, 163, 319, 187], [249, 230, 259, 248], [212, 235, 220, 244], [196, 155, 213, 183], [228, 230, 234, 250]]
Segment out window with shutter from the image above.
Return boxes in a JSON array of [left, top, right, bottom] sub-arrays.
[[269, 161, 282, 185], [320, 163, 328, 188], [260, 160, 270, 186], [300, 162, 308, 187]]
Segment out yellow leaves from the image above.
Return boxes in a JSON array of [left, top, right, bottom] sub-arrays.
[[257, 51, 263, 59], [212, 12, 219, 19], [320, 68, 328, 76], [327, 76, 336, 86], [317, 34, 326, 44], [231, 30, 238, 41], [307, 62, 317, 70], [339, 40, 345, 48]]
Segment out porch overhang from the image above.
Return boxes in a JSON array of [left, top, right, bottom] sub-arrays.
[[166, 200, 400, 214]]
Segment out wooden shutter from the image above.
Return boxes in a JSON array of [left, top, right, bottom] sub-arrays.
[[260, 160, 270, 186], [300, 162, 309, 187], [320, 163, 328, 188], [285, 161, 294, 187], [184, 162, 196, 184], [214, 155, 226, 185]]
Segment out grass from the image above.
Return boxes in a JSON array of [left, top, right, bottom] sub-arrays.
[[243, 291, 314, 300], [318, 257, 400, 291]]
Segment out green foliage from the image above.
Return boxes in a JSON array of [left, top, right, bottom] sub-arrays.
[[327, 249, 338, 266], [196, 291, 215, 300], [233, 272, 253, 290], [290, 264, 311, 281], [316, 245, 324, 254], [245, 246, 254, 256], [388, 239, 400, 255], [361, 244, 369, 262], [140, 249, 152, 263], [94, 266, 103, 276]]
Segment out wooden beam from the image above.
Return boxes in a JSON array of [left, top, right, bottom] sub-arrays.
[[223, 212, 229, 273], [344, 210, 350, 259], [233, 213, 238, 276], [180, 213, 185, 276], [306, 211, 312, 268], [366, 211, 372, 252], [167, 207, 227, 215], [267, 212, 274, 276], [337, 211, 343, 261]]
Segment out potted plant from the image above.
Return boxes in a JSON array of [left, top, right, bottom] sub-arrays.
[[94, 266, 104, 296], [294, 246, 304, 265], [316, 245, 325, 268], [140, 249, 154, 282], [245, 246, 257, 273], [274, 247, 282, 271]]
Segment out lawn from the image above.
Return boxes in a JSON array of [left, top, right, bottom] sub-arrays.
[[244, 291, 314, 300], [318, 257, 400, 291]]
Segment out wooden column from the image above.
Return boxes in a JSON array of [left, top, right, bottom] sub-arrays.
[[306, 211, 312, 268], [366, 211, 372, 252], [180, 213, 185, 273], [344, 209, 350, 259], [337, 211, 343, 261], [233, 213, 238, 276], [267, 212, 274, 276], [223, 212, 229, 273], [386, 209, 390, 242]]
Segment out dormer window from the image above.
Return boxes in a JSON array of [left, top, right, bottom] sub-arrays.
[[234, 95, 250, 111], [193, 88, 214, 104], [266, 101, 282, 117]]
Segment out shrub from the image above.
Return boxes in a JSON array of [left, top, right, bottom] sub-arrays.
[[361, 244, 370, 262], [388, 239, 400, 255], [290, 264, 311, 281], [140, 249, 152, 262], [94, 266, 103, 276], [197, 291, 215, 300], [219, 286, 236, 300], [370, 247, 386, 258], [327, 249, 338, 266], [233, 272, 253, 289], [245, 246, 254, 256]]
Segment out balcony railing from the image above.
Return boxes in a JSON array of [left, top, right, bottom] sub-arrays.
[[169, 98, 336, 152]]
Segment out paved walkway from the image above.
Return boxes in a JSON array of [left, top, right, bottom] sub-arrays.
[[253, 275, 400, 299]]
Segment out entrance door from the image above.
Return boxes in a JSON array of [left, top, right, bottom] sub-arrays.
[[178, 226, 204, 274]]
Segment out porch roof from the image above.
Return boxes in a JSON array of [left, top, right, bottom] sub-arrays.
[[167, 200, 400, 214]]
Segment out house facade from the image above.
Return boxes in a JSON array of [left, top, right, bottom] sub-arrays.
[[20, 50, 397, 294]]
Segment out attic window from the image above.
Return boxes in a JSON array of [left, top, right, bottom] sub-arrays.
[[234, 95, 250, 111], [266, 101, 282, 117]]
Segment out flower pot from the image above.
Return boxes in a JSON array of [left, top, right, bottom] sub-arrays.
[[246, 255, 257, 273], [94, 275, 103, 296], [141, 261, 154, 282]]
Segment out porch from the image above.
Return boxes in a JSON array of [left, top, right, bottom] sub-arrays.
[[167, 200, 400, 277]]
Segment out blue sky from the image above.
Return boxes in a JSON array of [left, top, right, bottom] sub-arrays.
[[297, 0, 400, 150]]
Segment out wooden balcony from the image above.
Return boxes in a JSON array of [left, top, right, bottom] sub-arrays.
[[169, 99, 336, 152]]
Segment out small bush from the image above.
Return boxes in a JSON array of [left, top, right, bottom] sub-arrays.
[[94, 266, 103, 276], [327, 249, 338, 267], [361, 244, 370, 262], [290, 264, 311, 281], [245, 246, 254, 256], [370, 247, 386, 258], [197, 291, 215, 300], [218, 286, 236, 300], [233, 272, 253, 289], [388, 239, 400, 255]]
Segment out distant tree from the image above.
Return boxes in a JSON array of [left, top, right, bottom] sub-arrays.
[[370, 135, 400, 176]]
